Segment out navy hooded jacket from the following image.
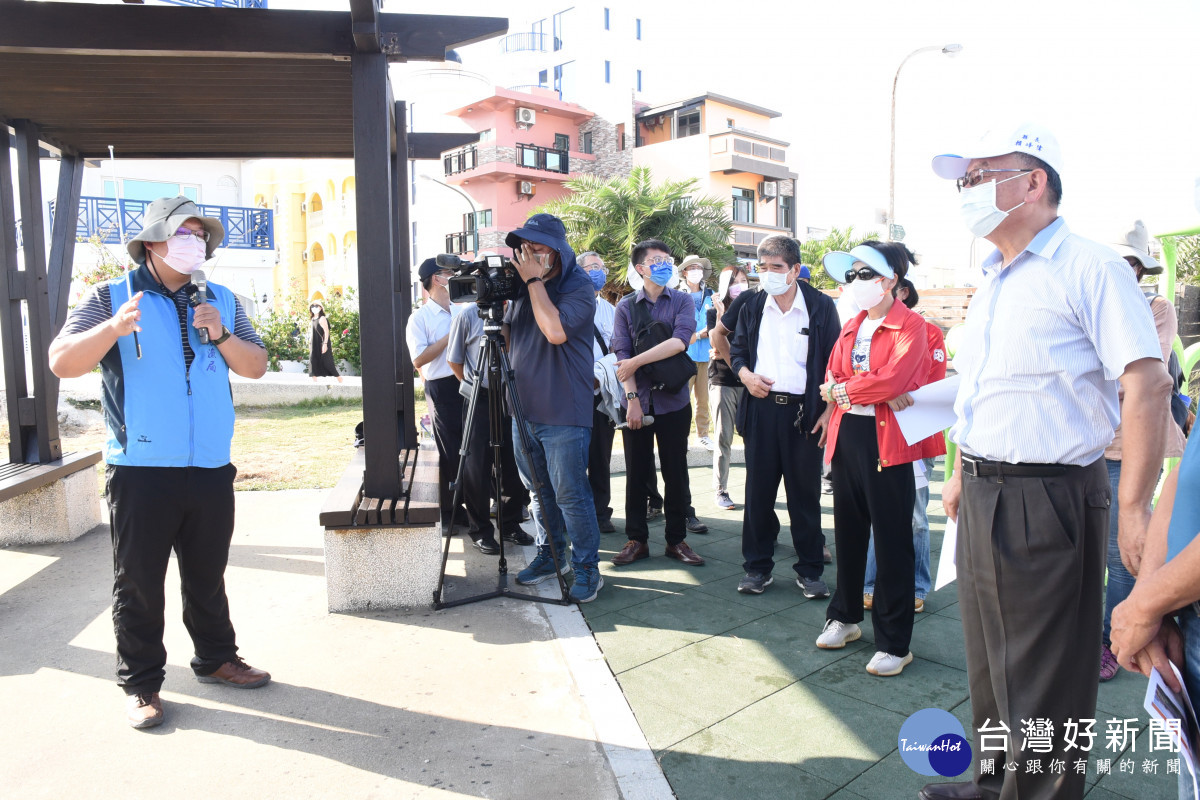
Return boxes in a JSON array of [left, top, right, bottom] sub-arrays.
[[504, 214, 596, 428]]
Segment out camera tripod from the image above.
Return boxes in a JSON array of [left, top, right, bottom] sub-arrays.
[[433, 303, 571, 609]]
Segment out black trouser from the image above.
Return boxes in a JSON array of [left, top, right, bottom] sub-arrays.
[[741, 395, 825, 579], [826, 414, 916, 656], [622, 405, 692, 545], [460, 385, 526, 540], [106, 464, 239, 694], [426, 375, 465, 515], [959, 458, 1108, 800], [589, 405, 614, 523]]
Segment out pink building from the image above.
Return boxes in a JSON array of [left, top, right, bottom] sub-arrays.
[[439, 87, 606, 256]]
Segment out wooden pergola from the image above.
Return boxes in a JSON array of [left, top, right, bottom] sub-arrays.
[[0, 0, 504, 512]]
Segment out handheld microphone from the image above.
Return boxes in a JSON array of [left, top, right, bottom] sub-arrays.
[[615, 415, 654, 430], [186, 269, 209, 345]]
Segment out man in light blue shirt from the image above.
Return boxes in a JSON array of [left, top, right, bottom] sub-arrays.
[[921, 123, 1172, 800]]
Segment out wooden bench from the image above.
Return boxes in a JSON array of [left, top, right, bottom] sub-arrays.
[[319, 447, 440, 529], [0, 450, 103, 504]]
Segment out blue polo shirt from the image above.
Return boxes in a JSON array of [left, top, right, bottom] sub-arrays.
[[1167, 431, 1200, 563], [505, 263, 596, 428]]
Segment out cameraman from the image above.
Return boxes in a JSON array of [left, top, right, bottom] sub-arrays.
[[504, 214, 603, 604]]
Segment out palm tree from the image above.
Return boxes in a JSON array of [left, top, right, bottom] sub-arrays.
[[536, 166, 735, 288], [799, 226, 881, 290]]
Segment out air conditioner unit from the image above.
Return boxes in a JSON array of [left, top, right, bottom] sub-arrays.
[[301, 251, 308, 262], [759, 181, 778, 199], [300, 202, 308, 214], [516, 107, 537, 126], [518, 181, 536, 197]]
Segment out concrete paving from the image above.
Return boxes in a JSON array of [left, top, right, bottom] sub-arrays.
[[0, 489, 667, 800]]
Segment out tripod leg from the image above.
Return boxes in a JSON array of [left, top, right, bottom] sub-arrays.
[[434, 357, 486, 605]]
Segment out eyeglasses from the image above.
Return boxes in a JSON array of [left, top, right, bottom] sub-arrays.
[[955, 168, 1033, 193], [844, 267, 881, 283], [172, 227, 211, 243], [639, 255, 674, 267], [582, 262, 605, 271]]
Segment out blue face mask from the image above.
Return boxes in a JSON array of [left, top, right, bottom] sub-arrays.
[[649, 263, 674, 287], [587, 269, 606, 291]]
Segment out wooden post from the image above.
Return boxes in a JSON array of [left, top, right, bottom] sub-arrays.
[[12, 120, 62, 463], [352, 51, 402, 498], [47, 154, 83, 333], [394, 100, 417, 448], [0, 126, 25, 464]]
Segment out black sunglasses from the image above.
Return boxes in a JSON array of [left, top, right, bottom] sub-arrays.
[[844, 267, 880, 283]]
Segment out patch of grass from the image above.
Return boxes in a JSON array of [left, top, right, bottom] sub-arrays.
[[65, 398, 102, 412]]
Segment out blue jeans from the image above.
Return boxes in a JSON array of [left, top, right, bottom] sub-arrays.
[[511, 419, 600, 569], [1102, 460, 1135, 646], [864, 458, 932, 598], [1180, 607, 1200, 799]]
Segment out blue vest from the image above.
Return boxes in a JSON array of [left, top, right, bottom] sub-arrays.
[[104, 270, 236, 467]]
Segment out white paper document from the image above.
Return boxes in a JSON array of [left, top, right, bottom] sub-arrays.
[[934, 517, 957, 591], [1144, 662, 1200, 798], [894, 374, 962, 446]]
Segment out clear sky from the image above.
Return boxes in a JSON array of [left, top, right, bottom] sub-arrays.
[[280, 0, 1200, 282]]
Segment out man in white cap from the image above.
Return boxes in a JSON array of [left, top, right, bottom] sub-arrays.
[[1098, 221, 1189, 682], [922, 126, 1172, 800], [49, 196, 270, 730]]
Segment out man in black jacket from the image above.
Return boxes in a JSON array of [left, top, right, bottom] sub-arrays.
[[726, 236, 839, 596]]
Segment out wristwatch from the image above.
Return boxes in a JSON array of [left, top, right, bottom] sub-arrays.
[[212, 326, 232, 345], [626, 391, 639, 401]]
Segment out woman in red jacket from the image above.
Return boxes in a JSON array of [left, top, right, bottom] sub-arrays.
[[814, 241, 936, 677]]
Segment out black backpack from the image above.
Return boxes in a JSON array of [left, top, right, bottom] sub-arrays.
[[628, 296, 695, 394]]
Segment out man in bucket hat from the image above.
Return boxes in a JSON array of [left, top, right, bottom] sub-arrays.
[[50, 196, 270, 730], [503, 213, 604, 603]]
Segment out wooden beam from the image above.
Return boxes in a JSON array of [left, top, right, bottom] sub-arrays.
[[349, 0, 382, 54], [0, 126, 26, 464], [352, 52, 402, 499], [407, 132, 481, 161], [47, 155, 84, 333], [12, 120, 61, 463], [0, 2, 506, 63]]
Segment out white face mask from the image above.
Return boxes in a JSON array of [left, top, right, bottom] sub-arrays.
[[959, 173, 1027, 238], [849, 276, 888, 310], [686, 269, 704, 286], [152, 234, 207, 275], [761, 270, 793, 297]]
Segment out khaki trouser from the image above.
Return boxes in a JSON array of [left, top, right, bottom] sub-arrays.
[[689, 362, 710, 437]]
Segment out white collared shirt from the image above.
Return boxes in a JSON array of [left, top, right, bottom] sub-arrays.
[[754, 289, 809, 395], [405, 299, 463, 382], [952, 217, 1161, 465]]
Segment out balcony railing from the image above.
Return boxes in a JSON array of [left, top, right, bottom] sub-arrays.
[[159, 1, 267, 7], [444, 147, 478, 176], [516, 143, 569, 174], [499, 32, 556, 53], [445, 231, 478, 255], [508, 84, 562, 100], [50, 196, 274, 250]]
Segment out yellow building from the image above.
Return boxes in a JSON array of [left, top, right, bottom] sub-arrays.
[[633, 92, 797, 263], [252, 160, 359, 306]]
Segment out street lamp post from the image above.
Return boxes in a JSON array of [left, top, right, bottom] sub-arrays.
[[419, 173, 478, 252], [888, 43, 962, 241]]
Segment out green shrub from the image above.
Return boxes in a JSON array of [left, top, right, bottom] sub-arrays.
[[258, 307, 308, 371]]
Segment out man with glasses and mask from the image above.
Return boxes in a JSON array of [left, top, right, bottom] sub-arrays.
[[610, 240, 706, 569], [505, 214, 604, 603], [49, 196, 270, 729], [920, 124, 1172, 800], [406, 257, 466, 531], [726, 235, 840, 597]]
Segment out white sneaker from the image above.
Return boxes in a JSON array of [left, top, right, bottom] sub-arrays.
[[866, 651, 914, 676], [698, 436, 715, 451], [816, 619, 861, 649]]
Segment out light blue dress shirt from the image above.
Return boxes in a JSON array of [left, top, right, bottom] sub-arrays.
[[951, 217, 1161, 466]]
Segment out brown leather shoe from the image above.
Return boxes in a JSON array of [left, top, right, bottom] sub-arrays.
[[126, 691, 164, 729], [665, 541, 705, 566], [611, 540, 650, 565], [196, 657, 271, 689], [918, 781, 984, 800]]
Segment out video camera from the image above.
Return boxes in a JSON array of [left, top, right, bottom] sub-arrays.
[[437, 253, 525, 307]]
